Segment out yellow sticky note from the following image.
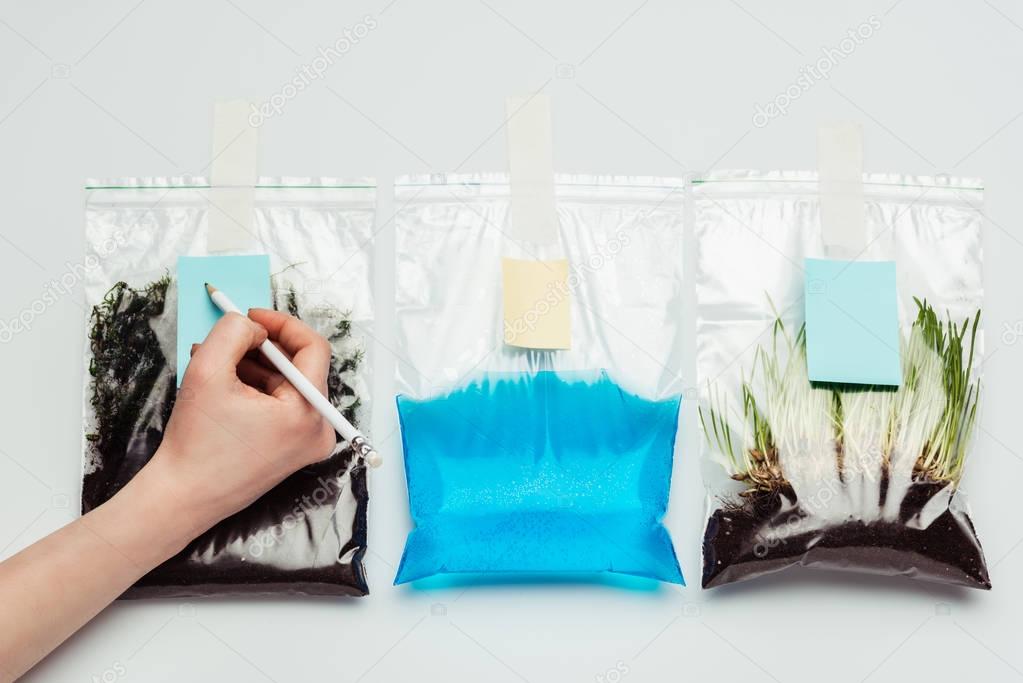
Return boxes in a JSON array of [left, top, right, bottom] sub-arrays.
[[502, 258, 571, 349]]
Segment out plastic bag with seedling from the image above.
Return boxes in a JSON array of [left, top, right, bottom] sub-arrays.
[[80, 179, 375, 597], [700, 300, 987, 588], [694, 171, 988, 590]]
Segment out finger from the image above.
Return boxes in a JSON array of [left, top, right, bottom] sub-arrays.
[[237, 358, 287, 395], [248, 308, 331, 396], [185, 313, 268, 386], [244, 341, 290, 371], [247, 308, 323, 356], [241, 341, 301, 400], [190, 343, 200, 357]]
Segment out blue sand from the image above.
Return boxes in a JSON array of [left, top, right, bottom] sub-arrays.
[[804, 258, 901, 387], [394, 370, 684, 586], [406, 571, 663, 593], [176, 255, 271, 386]]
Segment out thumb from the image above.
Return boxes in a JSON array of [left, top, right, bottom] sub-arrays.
[[184, 312, 268, 385]]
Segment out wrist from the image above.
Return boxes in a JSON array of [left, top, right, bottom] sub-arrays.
[[98, 446, 210, 569]]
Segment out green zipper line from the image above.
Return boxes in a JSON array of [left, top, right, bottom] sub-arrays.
[[84, 184, 376, 190], [88, 180, 983, 191], [690, 178, 984, 191], [395, 181, 685, 190]]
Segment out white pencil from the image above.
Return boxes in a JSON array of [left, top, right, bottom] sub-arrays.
[[205, 282, 381, 468]]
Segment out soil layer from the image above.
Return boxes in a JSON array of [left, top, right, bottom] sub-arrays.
[[703, 483, 990, 590]]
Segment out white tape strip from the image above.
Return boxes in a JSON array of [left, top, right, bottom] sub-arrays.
[[817, 123, 865, 255], [506, 94, 558, 245], [208, 100, 258, 252]]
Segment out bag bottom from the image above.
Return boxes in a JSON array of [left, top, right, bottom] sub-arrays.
[[703, 485, 990, 590]]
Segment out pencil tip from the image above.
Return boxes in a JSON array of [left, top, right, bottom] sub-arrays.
[[205, 282, 216, 295]]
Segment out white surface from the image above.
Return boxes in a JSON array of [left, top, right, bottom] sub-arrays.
[[1, 1, 1022, 681]]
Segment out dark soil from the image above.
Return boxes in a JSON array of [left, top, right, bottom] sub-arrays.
[[703, 483, 990, 590], [82, 279, 369, 598]]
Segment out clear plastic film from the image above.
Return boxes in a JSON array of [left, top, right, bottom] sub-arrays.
[[694, 170, 989, 589], [80, 177, 375, 597], [393, 174, 685, 585]]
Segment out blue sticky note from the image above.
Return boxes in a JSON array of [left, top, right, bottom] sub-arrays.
[[804, 258, 901, 386], [176, 255, 271, 386]]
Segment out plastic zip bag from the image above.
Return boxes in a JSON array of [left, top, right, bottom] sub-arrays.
[[694, 170, 989, 589], [393, 174, 685, 585], [80, 177, 375, 597]]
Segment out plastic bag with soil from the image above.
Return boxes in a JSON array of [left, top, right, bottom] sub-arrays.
[[694, 171, 989, 590], [80, 179, 375, 597]]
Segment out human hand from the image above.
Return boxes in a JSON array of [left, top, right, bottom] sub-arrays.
[[0, 308, 342, 679], [139, 308, 337, 545]]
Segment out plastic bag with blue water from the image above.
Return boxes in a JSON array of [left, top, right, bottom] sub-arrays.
[[393, 174, 686, 586]]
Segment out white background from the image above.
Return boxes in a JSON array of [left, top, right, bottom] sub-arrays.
[[2, 1, 1022, 681]]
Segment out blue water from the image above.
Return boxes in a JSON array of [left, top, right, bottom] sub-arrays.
[[394, 370, 684, 585]]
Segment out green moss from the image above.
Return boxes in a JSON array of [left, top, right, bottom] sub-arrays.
[[86, 275, 173, 463]]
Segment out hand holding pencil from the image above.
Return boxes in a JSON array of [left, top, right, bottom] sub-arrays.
[[0, 302, 372, 678], [205, 283, 381, 468]]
